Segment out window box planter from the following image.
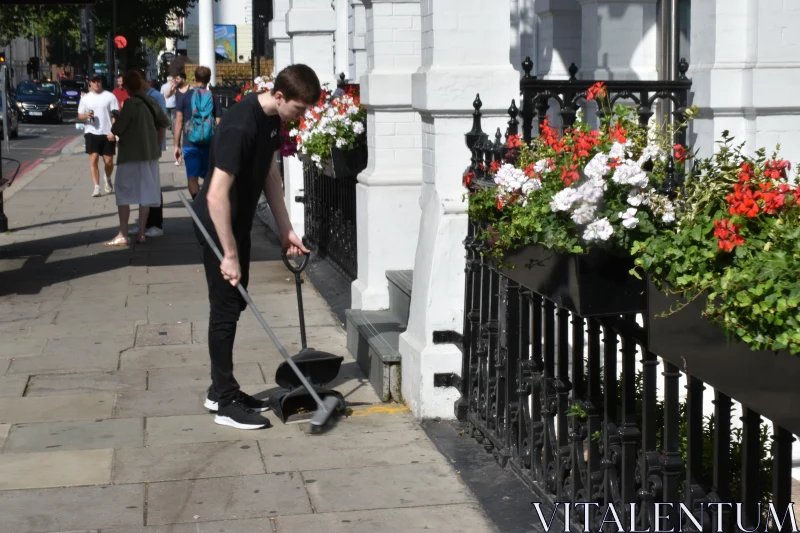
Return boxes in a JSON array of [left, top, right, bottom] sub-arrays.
[[497, 244, 647, 316], [323, 141, 368, 179], [647, 281, 800, 435]]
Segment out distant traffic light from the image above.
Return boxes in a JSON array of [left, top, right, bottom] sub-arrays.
[[0, 53, 5, 63]]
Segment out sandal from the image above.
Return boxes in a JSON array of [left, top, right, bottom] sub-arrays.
[[104, 236, 129, 247]]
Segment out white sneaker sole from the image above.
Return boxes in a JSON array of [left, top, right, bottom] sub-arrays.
[[214, 415, 269, 430], [204, 398, 269, 413]]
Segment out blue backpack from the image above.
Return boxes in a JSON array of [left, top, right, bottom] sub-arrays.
[[184, 89, 216, 145]]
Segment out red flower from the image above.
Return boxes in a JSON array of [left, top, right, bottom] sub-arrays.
[[571, 129, 601, 160], [727, 182, 759, 218], [764, 160, 792, 181], [463, 171, 475, 188], [505, 134, 522, 149], [560, 164, 579, 186], [489, 160, 502, 174], [524, 164, 537, 179], [673, 144, 689, 163], [714, 219, 745, 252], [540, 118, 567, 154], [496, 197, 505, 210], [586, 82, 607, 101], [738, 163, 754, 183], [609, 123, 628, 144]]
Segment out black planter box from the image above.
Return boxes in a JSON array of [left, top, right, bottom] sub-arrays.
[[323, 142, 368, 178], [648, 282, 800, 435], [498, 245, 646, 316]]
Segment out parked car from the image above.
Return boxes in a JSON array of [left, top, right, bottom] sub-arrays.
[[0, 90, 19, 139], [59, 78, 87, 111], [15, 80, 63, 124]]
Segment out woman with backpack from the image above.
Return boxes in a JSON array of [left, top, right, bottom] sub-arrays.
[[104, 69, 171, 246]]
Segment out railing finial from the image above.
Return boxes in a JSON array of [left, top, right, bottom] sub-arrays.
[[507, 99, 519, 138], [465, 94, 485, 152], [678, 58, 690, 81], [522, 56, 534, 79], [568, 63, 579, 81]]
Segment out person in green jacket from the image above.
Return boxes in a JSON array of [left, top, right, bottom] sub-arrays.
[[104, 70, 171, 246]]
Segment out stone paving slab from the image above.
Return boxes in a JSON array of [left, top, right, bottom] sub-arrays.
[[146, 362, 265, 391], [0, 375, 29, 397], [114, 389, 209, 418], [25, 370, 147, 396], [0, 336, 47, 358], [275, 504, 497, 533], [4, 417, 143, 453], [40, 335, 135, 359], [0, 392, 114, 424], [134, 323, 192, 346], [113, 441, 265, 484], [119, 344, 264, 370], [146, 473, 311, 525], [103, 519, 277, 533], [301, 408, 418, 436], [145, 412, 302, 447], [0, 483, 144, 532], [261, 429, 447, 473], [0, 424, 9, 450], [6, 349, 121, 375], [303, 462, 475, 513], [0, 448, 113, 490]]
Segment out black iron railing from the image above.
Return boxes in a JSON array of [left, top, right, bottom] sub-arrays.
[[454, 59, 795, 532], [301, 160, 358, 281]]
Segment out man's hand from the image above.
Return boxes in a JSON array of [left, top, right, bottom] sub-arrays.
[[174, 146, 182, 163], [282, 230, 310, 258], [220, 255, 241, 286], [106, 132, 116, 142]]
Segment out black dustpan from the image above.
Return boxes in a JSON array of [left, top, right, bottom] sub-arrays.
[[270, 250, 346, 423]]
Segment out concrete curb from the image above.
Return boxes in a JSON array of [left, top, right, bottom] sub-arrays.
[[4, 134, 82, 203]]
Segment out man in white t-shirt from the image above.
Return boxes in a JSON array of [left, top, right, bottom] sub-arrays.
[[160, 76, 177, 134], [77, 75, 120, 198]]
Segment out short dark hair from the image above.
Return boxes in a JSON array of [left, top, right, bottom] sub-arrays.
[[195, 66, 211, 85], [272, 64, 321, 105], [89, 75, 103, 84], [175, 71, 187, 79], [122, 69, 142, 93]]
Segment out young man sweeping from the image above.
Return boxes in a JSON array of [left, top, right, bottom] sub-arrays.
[[192, 64, 320, 430]]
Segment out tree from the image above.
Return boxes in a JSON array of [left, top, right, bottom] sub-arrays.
[[0, 1, 197, 70]]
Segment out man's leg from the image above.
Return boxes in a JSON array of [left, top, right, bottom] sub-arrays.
[[145, 194, 164, 233], [102, 153, 115, 193], [88, 152, 100, 186], [184, 146, 203, 198]]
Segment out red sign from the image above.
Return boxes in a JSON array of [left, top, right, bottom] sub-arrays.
[[114, 36, 127, 49]]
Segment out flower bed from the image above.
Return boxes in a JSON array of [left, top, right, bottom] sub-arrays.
[[282, 83, 367, 170]]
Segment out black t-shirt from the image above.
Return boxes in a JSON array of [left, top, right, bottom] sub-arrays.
[[192, 93, 281, 242]]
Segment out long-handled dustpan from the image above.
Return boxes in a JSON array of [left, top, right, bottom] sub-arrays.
[[178, 191, 340, 427]]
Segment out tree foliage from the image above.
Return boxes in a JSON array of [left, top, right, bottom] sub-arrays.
[[0, 0, 198, 69]]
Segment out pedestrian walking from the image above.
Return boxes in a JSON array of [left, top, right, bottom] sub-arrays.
[[191, 64, 320, 429], [161, 75, 177, 133], [77, 75, 119, 198], [164, 71, 190, 166], [174, 66, 221, 199], [112, 74, 129, 109], [104, 70, 170, 247]]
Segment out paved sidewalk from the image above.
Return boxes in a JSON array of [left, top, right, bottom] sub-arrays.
[[0, 144, 496, 532]]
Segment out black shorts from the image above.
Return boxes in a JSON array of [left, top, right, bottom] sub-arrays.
[[85, 133, 116, 156]]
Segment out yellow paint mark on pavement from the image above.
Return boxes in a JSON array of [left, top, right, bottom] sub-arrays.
[[349, 404, 410, 417]]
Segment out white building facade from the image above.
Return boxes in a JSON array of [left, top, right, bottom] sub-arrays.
[[267, 0, 800, 419]]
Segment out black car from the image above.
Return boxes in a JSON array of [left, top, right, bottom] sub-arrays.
[[15, 81, 64, 124], [59, 78, 87, 111]]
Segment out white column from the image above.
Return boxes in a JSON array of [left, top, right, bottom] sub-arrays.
[[400, 0, 518, 419], [691, 0, 800, 160], [578, 0, 658, 80], [270, 0, 292, 74], [335, 0, 350, 78], [198, 0, 216, 85], [348, 0, 368, 81], [535, 0, 581, 78], [286, 0, 337, 87], [351, 0, 423, 311]]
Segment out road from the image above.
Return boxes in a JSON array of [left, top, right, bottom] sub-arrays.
[[1, 110, 82, 184]]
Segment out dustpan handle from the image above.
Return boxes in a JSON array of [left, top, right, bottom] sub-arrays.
[[281, 249, 310, 274], [282, 250, 310, 349]]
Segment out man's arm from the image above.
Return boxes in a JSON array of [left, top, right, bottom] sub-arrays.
[[263, 153, 309, 257], [174, 110, 184, 158], [207, 167, 241, 283]]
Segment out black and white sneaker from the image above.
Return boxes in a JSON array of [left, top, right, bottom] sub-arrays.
[[204, 389, 270, 413], [214, 401, 272, 430]]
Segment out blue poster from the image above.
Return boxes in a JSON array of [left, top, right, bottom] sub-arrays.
[[214, 25, 237, 61]]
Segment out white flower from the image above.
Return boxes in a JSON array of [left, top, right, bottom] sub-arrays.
[[571, 203, 597, 225], [661, 204, 676, 223], [612, 159, 649, 188], [619, 208, 639, 229], [550, 188, 580, 212], [347, 105, 359, 115], [584, 153, 610, 182], [627, 188, 646, 207], [311, 154, 321, 163], [608, 141, 632, 160], [254, 76, 264, 85], [353, 122, 365, 135], [494, 164, 527, 194], [521, 178, 542, 196], [327, 108, 336, 118], [576, 180, 604, 205], [534, 159, 551, 174], [638, 144, 665, 165], [583, 218, 614, 242], [265, 82, 274, 91], [289, 128, 299, 137], [336, 137, 346, 148]]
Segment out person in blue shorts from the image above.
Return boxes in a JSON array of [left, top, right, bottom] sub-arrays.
[[174, 66, 221, 198]]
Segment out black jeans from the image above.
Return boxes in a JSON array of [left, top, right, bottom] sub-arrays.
[[145, 194, 163, 230], [201, 233, 251, 406]]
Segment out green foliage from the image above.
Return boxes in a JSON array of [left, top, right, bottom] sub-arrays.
[[632, 133, 800, 354]]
